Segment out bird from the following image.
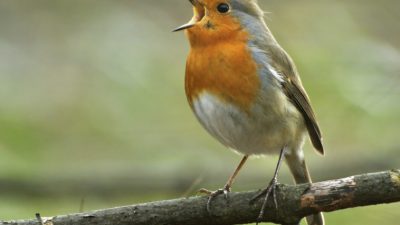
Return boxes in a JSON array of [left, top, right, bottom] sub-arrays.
[[174, 0, 325, 224]]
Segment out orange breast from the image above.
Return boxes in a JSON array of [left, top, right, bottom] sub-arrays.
[[185, 39, 260, 112]]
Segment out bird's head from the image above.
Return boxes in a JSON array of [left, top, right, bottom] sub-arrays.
[[174, 0, 265, 47]]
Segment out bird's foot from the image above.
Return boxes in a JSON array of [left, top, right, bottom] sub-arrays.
[[199, 184, 231, 214], [250, 177, 279, 224]]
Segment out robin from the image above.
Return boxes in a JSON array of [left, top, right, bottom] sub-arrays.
[[174, 0, 325, 224]]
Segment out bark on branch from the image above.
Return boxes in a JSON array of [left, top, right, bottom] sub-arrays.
[[2, 169, 400, 225]]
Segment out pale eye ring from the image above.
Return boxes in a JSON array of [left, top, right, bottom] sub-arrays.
[[217, 3, 230, 13]]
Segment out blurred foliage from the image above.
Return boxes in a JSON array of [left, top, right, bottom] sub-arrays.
[[0, 0, 399, 224]]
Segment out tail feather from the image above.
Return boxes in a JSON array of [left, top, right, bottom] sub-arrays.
[[285, 151, 325, 225]]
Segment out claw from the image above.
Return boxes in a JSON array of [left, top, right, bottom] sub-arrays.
[[250, 177, 279, 222], [251, 148, 285, 224], [198, 188, 213, 195], [223, 188, 230, 201], [198, 186, 231, 215]]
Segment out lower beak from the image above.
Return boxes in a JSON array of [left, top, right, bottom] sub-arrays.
[[173, 0, 205, 32]]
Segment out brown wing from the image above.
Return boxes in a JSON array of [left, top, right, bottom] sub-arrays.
[[269, 45, 324, 154]]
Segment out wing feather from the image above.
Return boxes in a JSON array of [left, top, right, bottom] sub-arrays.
[[269, 45, 324, 154]]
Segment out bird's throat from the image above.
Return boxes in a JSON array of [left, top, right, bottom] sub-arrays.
[[185, 38, 260, 112]]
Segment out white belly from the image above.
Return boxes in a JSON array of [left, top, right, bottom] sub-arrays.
[[192, 92, 306, 155]]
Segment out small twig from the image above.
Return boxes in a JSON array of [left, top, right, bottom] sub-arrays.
[[181, 175, 203, 198], [79, 197, 86, 213], [35, 213, 43, 225]]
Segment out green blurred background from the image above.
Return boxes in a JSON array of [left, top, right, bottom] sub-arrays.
[[0, 0, 399, 224]]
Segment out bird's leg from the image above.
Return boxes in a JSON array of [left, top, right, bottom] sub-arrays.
[[250, 147, 286, 224], [199, 155, 248, 214]]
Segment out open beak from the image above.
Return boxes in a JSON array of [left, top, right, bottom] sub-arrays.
[[173, 0, 205, 32]]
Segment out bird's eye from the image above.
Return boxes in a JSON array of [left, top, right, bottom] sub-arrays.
[[217, 3, 230, 13]]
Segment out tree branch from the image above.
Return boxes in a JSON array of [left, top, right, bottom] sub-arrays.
[[2, 169, 400, 225]]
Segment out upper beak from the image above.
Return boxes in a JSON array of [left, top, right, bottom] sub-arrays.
[[173, 0, 205, 32], [172, 22, 196, 32]]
